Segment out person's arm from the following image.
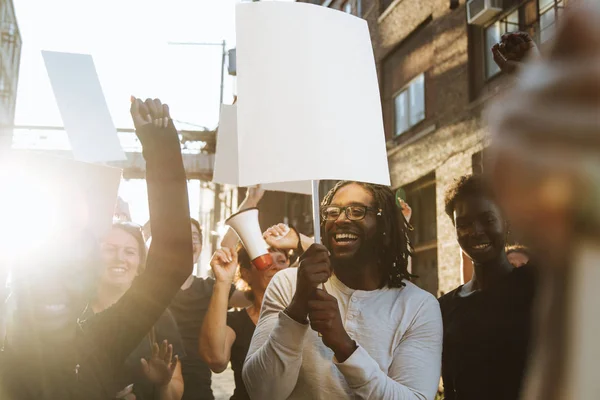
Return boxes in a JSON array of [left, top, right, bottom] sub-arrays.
[[334, 295, 443, 399], [87, 98, 193, 363], [263, 224, 314, 254], [199, 248, 238, 373], [491, 31, 539, 75], [441, 364, 456, 400], [242, 269, 309, 399], [220, 186, 265, 249]]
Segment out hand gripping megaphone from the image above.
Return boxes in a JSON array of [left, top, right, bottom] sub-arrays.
[[225, 208, 273, 270]]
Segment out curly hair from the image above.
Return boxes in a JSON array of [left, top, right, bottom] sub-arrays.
[[444, 174, 495, 221], [320, 181, 412, 288]]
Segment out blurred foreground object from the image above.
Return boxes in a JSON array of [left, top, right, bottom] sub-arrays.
[[486, 3, 600, 399]]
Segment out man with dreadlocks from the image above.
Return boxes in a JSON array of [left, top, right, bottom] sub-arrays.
[[243, 181, 443, 399]]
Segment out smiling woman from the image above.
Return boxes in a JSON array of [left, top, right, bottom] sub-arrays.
[[439, 174, 537, 400], [89, 222, 185, 400]]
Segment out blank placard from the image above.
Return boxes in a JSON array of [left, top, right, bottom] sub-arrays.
[[236, 2, 390, 187], [42, 51, 126, 163], [213, 104, 312, 195]]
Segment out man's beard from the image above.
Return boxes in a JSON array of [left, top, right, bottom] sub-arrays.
[[330, 234, 379, 270]]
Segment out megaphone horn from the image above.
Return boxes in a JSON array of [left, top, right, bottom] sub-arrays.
[[225, 208, 273, 270]]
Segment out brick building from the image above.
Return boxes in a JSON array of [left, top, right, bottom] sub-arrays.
[[299, 0, 566, 296], [0, 0, 21, 151]]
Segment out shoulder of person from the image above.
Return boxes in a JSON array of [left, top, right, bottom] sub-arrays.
[[510, 262, 537, 294], [271, 267, 297, 287], [261, 268, 297, 308], [398, 281, 441, 311], [437, 286, 462, 312]]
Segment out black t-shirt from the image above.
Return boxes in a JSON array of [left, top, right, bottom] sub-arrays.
[[438, 264, 536, 400], [226, 309, 255, 400], [169, 277, 235, 400], [123, 310, 185, 400], [78, 307, 185, 400]]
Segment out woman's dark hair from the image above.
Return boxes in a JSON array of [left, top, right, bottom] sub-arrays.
[[190, 218, 203, 243], [444, 174, 495, 221], [320, 181, 412, 288], [236, 245, 289, 301], [112, 222, 147, 273]]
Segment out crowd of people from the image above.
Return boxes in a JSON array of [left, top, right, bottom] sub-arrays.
[[0, 3, 598, 399]]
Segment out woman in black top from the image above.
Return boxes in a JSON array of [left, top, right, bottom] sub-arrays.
[[199, 242, 291, 400], [0, 98, 193, 399], [438, 175, 536, 400], [89, 222, 185, 399]]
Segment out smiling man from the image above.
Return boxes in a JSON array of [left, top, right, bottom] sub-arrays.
[[243, 181, 443, 399], [439, 175, 536, 400]]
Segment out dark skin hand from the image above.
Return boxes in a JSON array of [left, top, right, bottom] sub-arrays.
[[492, 32, 539, 75], [286, 244, 332, 324], [308, 289, 357, 363]]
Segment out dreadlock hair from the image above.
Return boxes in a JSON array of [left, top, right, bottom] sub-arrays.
[[320, 181, 412, 288], [444, 174, 495, 222]]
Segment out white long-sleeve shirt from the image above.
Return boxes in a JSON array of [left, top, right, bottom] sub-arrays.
[[242, 268, 443, 400]]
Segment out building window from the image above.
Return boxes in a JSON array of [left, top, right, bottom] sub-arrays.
[[343, 1, 352, 14], [394, 74, 425, 136], [539, 0, 564, 43], [485, 10, 520, 79], [402, 173, 438, 295]]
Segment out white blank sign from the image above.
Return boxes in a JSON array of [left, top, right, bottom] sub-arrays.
[[236, 2, 390, 187], [213, 104, 312, 195], [42, 51, 126, 163]]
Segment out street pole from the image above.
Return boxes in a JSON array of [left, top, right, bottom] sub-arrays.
[[168, 40, 228, 259]]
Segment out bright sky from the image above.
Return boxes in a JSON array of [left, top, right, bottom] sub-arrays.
[[12, 0, 294, 275], [13, 0, 295, 129], [13, 0, 241, 130]]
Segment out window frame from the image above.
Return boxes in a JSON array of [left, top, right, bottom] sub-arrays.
[[392, 73, 426, 137], [483, 8, 521, 80], [538, 0, 565, 44], [400, 173, 438, 295]]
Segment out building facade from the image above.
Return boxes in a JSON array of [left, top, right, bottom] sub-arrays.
[[0, 0, 21, 151], [300, 0, 566, 296]]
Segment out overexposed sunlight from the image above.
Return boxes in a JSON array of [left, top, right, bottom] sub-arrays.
[[0, 162, 66, 258]]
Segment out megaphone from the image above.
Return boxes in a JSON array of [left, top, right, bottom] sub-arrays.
[[225, 208, 273, 270]]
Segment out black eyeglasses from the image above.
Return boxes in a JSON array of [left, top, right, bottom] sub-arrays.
[[320, 205, 382, 221]]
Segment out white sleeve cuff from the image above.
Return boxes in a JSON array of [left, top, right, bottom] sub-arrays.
[[269, 310, 310, 353], [334, 345, 380, 388]]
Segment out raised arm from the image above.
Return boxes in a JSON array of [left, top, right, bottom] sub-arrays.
[[88, 98, 193, 362], [199, 248, 238, 373], [263, 223, 314, 254], [220, 186, 265, 249]]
